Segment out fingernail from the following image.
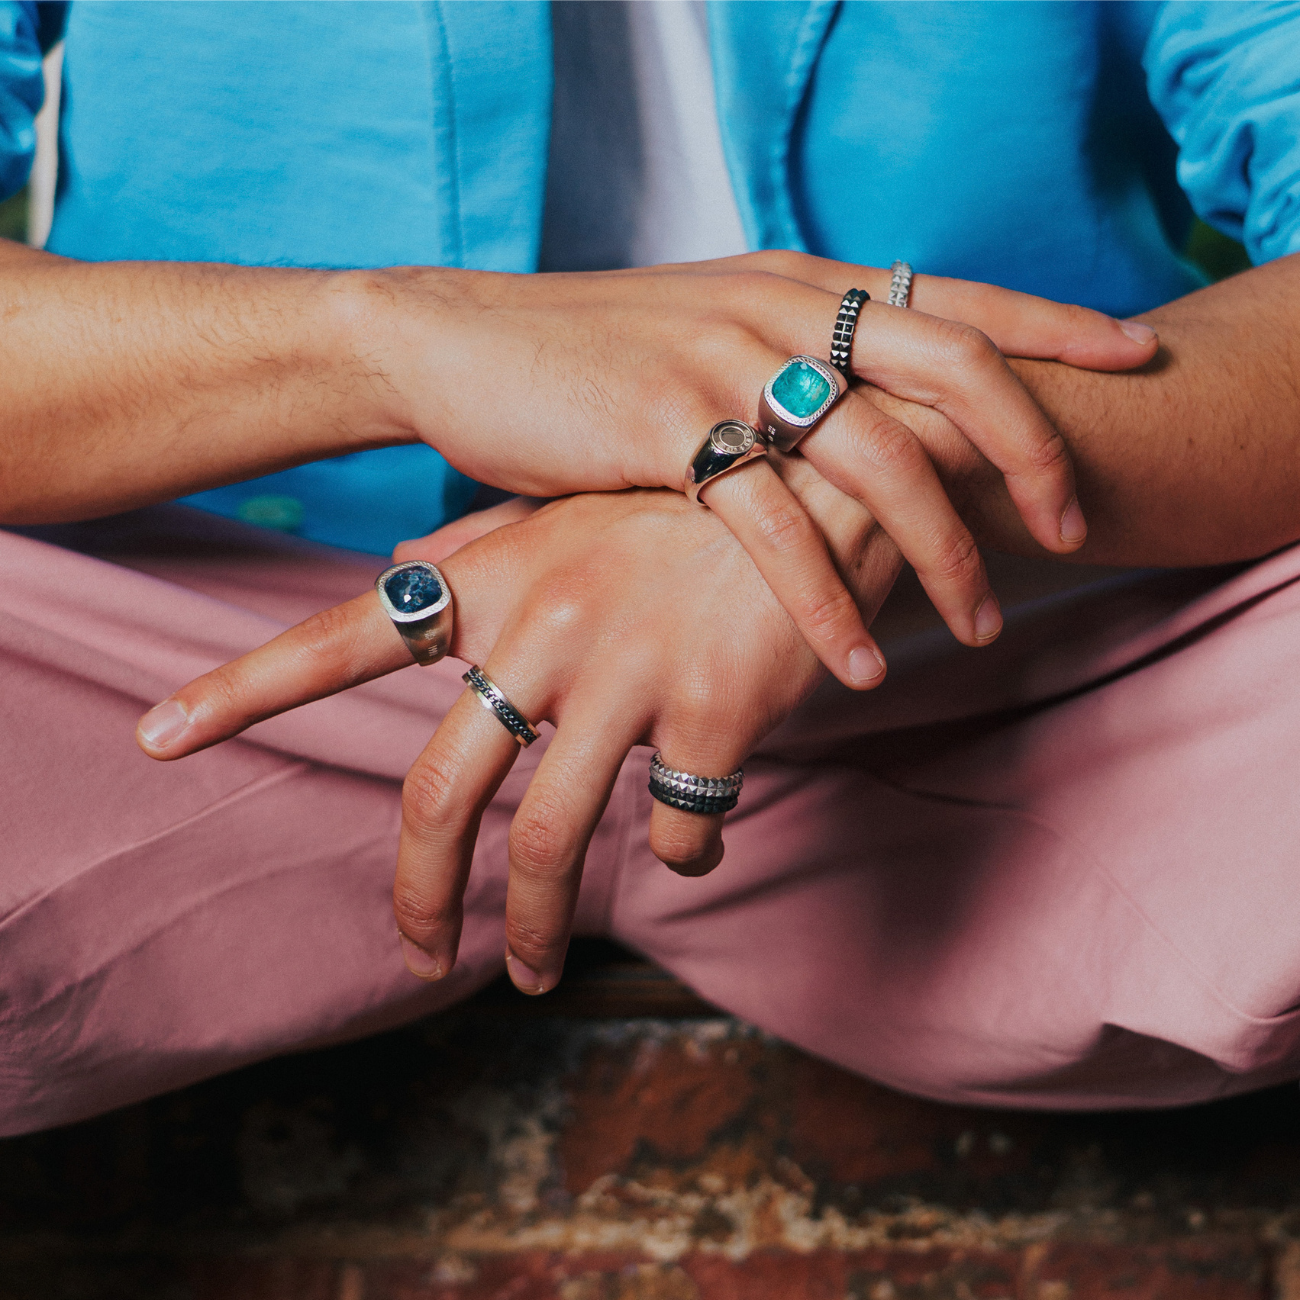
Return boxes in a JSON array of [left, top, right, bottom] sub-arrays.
[[1059, 496, 1087, 545], [974, 592, 1003, 643], [137, 698, 190, 751], [505, 948, 555, 996], [399, 934, 445, 980], [1120, 320, 1157, 345], [848, 645, 886, 686]]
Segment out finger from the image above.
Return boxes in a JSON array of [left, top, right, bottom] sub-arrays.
[[702, 458, 887, 690], [730, 250, 1158, 370], [502, 694, 644, 994], [394, 671, 532, 980], [838, 302, 1086, 554], [800, 390, 1002, 646], [645, 726, 753, 877], [136, 591, 410, 759], [394, 495, 548, 565]]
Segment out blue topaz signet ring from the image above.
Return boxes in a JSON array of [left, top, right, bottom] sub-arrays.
[[376, 560, 454, 666], [757, 355, 847, 454], [685, 420, 767, 505]]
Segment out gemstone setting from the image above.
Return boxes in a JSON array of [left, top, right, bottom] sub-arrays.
[[763, 356, 841, 428], [772, 360, 831, 418], [377, 561, 450, 624]]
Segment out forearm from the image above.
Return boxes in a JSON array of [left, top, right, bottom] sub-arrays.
[[0, 240, 415, 524], [944, 252, 1300, 567]]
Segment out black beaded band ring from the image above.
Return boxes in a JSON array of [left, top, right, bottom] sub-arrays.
[[829, 288, 869, 375], [463, 666, 540, 747], [376, 560, 454, 667], [887, 260, 914, 308], [648, 751, 744, 816]]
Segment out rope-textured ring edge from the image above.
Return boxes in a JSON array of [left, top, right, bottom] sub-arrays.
[[887, 260, 913, 309], [463, 665, 540, 747], [829, 288, 869, 376]]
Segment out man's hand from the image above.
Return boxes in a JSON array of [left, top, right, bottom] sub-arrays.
[[136, 481, 899, 995]]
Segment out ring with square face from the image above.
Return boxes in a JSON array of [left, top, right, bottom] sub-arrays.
[[375, 560, 453, 666], [757, 355, 847, 453], [684, 419, 767, 504]]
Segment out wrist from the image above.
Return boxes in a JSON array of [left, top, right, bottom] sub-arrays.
[[324, 265, 479, 452]]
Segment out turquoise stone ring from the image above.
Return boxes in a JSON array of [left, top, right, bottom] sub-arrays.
[[375, 559, 454, 666], [758, 355, 846, 453]]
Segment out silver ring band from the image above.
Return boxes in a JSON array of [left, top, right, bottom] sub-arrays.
[[685, 420, 766, 504], [757, 354, 846, 454], [829, 288, 868, 375], [463, 666, 540, 747], [648, 751, 744, 815], [887, 260, 914, 309], [376, 560, 453, 667]]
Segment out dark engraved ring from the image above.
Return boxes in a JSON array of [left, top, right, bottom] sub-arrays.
[[376, 560, 454, 667], [463, 665, 540, 747], [648, 751, 744, 816]]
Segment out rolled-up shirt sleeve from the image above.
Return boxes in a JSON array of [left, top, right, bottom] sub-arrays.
[[1145, 1, 1300, 264], [0, 1, 44, 201]]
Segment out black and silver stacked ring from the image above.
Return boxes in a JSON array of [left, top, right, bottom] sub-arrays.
[[685, 419, 767, 504], [829, 287, 869, 375], [376, 560, 454, 666], [757, 354, 846, 453], [887, 260, 914, 308], [648, 751, 744, 815], [463, 666, 540, 747]]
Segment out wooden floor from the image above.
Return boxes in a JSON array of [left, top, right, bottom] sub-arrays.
[[4, 940, 1300, 1300]]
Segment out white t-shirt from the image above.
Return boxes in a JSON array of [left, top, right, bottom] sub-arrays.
[[540, 0, 748, 272]]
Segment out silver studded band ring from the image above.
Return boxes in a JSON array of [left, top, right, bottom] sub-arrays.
[[463, 665, 540, 747], [887, 260, 914, 309], [648, 751, 744, 816], [757, 354, 847, 454], [376, 560, 454, 667], [685, 420, 767, 505], [829, 287, 869, 375]]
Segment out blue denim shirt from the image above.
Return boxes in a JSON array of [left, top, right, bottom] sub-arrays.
[[3, 1, 1299, 553]]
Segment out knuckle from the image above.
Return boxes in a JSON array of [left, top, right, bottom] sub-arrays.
[[799, 583, 859, 641], [1024, 428, 1072, 479], [751, 499, 815, 551], [504, 917, 561, 962], [860, 414, 925, 477], [933, 318, 998, 370], [508, 805, 573, 878], [929, 528, 983, 587], [392, 886, 456, 939], [401, 759, 459, 826], [741, 248, 807, 280]]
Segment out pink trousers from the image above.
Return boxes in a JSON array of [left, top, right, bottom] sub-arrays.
[[5, 508, 1300, 1136]]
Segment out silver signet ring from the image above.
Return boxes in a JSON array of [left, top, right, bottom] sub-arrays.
[[376, 560, 454, 666]]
